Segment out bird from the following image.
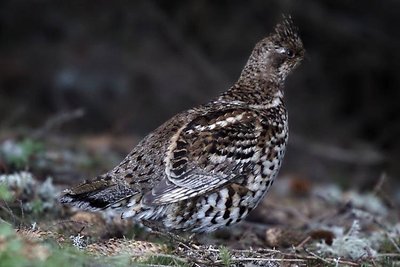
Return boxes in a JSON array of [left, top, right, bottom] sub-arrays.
[[60, 16, 305, 233]]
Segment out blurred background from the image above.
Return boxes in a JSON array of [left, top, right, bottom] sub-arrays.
[[1, 0, 399, 189]]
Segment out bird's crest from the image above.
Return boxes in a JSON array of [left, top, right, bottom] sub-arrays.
[[274, 15, 300, 44]]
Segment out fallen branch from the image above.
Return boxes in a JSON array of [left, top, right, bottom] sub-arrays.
[[32, 109, 85, 139], [290, 134, 385, 165]]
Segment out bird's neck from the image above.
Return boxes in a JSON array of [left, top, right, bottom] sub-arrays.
[[219, 63, 284, 107]]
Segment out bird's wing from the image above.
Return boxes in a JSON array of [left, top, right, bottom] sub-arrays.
[[143, 108, 265, 205]]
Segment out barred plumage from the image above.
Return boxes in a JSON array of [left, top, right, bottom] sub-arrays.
[[60, 16, 305, 233]]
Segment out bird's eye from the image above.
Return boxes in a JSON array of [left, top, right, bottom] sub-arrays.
[[286, 49, 295, 58]]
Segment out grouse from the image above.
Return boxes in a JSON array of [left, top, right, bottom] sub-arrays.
[[60, 17, 305, 233]]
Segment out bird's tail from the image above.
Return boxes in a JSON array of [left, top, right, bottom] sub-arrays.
[[59, 176, 135, 211]]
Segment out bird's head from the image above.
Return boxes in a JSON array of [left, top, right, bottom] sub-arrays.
[[243, 16, 305, 84]]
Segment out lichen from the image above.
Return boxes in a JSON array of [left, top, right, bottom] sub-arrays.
[[317, 220, 377, 260]]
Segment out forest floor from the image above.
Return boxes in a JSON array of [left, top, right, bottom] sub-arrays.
[[0, 133, 399, 267]]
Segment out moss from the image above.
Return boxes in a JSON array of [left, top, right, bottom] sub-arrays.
[[0, 184, 13, 201], [379, 237, 400, 254], [219, 246, 232, 267], [2, 139, 44, 169], [138, 255, 188, 266]]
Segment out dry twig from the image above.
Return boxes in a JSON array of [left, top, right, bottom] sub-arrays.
[[32, 109, 85, 139]]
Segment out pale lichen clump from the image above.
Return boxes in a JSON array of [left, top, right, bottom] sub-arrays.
[[0, 172, 36, 194], [0, 172, 58, 213], [69, 233, 87, 250], [317, 220, 377, 260]]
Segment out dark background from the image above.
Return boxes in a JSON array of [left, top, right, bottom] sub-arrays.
[[1, 0, 399, 187]]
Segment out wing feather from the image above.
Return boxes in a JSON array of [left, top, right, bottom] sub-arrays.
[[143, 108, 264, 205]]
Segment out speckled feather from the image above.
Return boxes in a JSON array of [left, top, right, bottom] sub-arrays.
[[60, 16, 305, 233]]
